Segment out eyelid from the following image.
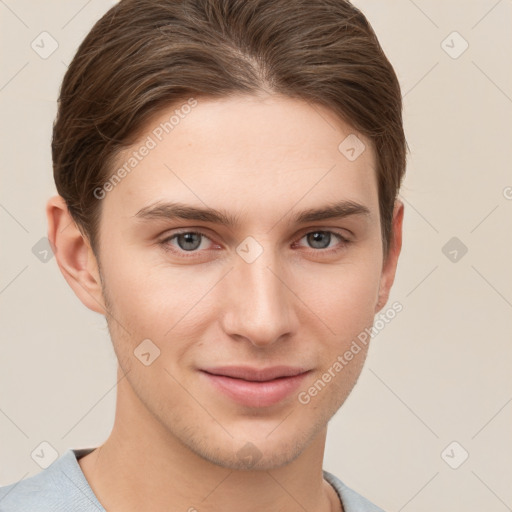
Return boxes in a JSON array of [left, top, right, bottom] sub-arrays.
[[295, 225, 353, 241]]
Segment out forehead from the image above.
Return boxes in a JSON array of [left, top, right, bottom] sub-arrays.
[[102, 93, 378, 227]]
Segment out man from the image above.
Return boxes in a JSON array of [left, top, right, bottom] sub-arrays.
[[0, 0, 406, 510]]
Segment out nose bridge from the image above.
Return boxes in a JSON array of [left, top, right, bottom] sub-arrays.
[[222, 239, 294, 347]]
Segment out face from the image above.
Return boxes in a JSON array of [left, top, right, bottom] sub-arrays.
[[92, 93, 394, 470]]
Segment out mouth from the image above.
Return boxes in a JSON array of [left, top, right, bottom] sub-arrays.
[[200, 366, 311, 408]]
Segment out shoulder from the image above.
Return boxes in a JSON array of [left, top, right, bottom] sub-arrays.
[[0, 448, 104, 512], [323, 470, 386, 512]]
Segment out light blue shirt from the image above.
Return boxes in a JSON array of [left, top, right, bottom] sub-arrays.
[[0, 448, 385, 511]]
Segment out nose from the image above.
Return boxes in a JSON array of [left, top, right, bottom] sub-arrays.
[[220, 242, 297, 348]]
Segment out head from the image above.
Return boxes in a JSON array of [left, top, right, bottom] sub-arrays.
[[48, 0, 406, 470]]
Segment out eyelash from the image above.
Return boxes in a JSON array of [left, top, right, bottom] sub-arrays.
[[159, 229, 351, 258]]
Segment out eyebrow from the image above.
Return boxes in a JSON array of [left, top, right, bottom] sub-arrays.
[[134, 200, 371, 227]]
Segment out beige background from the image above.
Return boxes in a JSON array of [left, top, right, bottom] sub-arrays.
[[1, 1, 511, 510]]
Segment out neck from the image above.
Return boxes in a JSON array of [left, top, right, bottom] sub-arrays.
[[78, 369, 342, 512]]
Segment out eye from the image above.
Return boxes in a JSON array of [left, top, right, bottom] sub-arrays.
[[160, 231, 215, 254], [295, 230, 350, 253], [159, 229, 351, 258]]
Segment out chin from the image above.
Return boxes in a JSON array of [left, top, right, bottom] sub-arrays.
[[195, 440, 305, 471], [179, 415, 325, 471]]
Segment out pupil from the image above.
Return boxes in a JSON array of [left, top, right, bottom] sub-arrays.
[[179, 233, 200, 251]]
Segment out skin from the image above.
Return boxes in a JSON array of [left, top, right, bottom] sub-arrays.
[[47, 92, 403, 512]]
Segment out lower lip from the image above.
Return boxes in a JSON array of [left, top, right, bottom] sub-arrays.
[[201, 371, 309, 408]]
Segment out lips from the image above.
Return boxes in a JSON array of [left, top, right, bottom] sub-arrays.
[[200, 366, 310, 408], [202, 365, 308, 381]]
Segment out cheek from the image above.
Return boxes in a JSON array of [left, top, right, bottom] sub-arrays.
[[98, 240, 162, 336], [294, 257, 382, 338], [99, 241, 214, 345]]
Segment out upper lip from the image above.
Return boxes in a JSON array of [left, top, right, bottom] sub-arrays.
[[201, 366, 309, 382]]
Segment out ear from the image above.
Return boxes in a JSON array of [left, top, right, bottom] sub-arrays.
[[375, 199, 404, 313], [46, 195, 107, 315]]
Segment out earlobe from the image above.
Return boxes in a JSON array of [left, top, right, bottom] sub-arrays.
[[375, 199, 404, 313], [46, 195, 107, 315]]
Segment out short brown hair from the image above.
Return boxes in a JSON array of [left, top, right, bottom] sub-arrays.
[[52, 0, 407, 257]]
